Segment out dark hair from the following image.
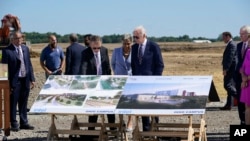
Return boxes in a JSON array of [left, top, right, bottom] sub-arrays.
[[222, 32, 232, 38], [89, 35, 102, 43], [83, 34, 92, 39]]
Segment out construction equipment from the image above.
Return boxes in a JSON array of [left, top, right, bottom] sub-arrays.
[[0, 14, 30, 50]]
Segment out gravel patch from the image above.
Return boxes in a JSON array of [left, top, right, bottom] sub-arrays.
[[0, 72, 239, 141]]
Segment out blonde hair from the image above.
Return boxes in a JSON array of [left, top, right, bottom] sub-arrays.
[[122, 34, 132, 42]]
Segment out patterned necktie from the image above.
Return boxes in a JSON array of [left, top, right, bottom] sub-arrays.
[[18, 47, 26, 77], [95, 53, 102, 75], [138, 44, 143, 64], [242, 43, 246, 59]]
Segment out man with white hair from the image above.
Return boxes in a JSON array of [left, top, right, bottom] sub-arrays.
[[235, 25, 250, 125], [131, 25, 164, 131]]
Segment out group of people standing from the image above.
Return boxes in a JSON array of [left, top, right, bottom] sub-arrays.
[[221, 25, 250, 125], [1, 25, 164, 134], [3, 24, 250, 137]]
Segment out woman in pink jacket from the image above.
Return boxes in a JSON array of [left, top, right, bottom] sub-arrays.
[[240, 34, 250, 125]]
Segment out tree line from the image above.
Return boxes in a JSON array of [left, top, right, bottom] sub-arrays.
[[23, 32, 241, 44]]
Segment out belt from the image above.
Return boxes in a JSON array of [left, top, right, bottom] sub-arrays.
[[18, 77, 26, 80]]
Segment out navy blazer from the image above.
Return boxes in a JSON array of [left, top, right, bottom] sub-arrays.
[[65, 42, 86, 75], [222, 40, 237, 72], [131, 40, 164, 75], [236, 42, 244, 73], [111, 47, 131, 75], [79, 46, 111, 75], [2, 44, 35, 88]]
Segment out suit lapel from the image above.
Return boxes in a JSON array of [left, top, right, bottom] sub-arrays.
[[118, 48, 127, 70], [10, 44, 20, 60], [89, 49, 96, 66]]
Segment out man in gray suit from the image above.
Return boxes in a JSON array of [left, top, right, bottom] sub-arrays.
[[221, 31, 237, 110]]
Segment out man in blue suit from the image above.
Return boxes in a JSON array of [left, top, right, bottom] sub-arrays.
[[65, 33, 86, 75], [2, 31, 35, 131], [131, 25, 164, 131], [220, 31, 237, 110], [235, 25, 250, 125]]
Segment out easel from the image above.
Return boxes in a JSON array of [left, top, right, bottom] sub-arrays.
[[0, 80, 10, 139], [47, 114, 128, 141], [132, 114, 207, 141]]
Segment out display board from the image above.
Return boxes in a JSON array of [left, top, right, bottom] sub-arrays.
[[30, 75, 213, 115]]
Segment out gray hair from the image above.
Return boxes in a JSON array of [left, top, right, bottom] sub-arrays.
[[122, 34, 133, 42], [133, 25, 147, 36], [10, 31, 22, 41], [69, 33, 78, 42], [240, 25, 250, 34]]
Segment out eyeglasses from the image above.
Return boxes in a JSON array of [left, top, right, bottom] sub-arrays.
[[14, 37, 22, 40], [93, 47, 101, 50], [133, 36, 140, 39]]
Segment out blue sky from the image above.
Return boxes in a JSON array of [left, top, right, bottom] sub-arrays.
[[1, 0, 249, 38]]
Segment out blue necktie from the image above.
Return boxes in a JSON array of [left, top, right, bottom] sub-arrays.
[[138, 44, 143, 64]]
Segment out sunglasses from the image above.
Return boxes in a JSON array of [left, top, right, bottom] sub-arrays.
[[93, 47, 101, 50], [133, 36, 140, 39]]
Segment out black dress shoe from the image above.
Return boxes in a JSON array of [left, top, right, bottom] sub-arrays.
[[11, 126, 20, 132], [20, 124, 34, 130], [220, 106, 231, 110]]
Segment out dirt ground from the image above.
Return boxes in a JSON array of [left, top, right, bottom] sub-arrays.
[[30, 42, 227, 98], [1, 42, 238, 141]]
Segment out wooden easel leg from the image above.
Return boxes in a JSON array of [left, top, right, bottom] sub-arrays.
[[47, 115, 58, 141], [199, 115, 207, 141], [99, 114, 105, 141], [187, 115, 194, 141], [71, 115, 80, 130], [132, 116, 140, 141]]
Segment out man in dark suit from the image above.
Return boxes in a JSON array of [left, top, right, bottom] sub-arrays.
[[235, 25, 250, 125], [65, 33, 86, 75], [79, 35, 115, 130], [2, 31, 35, 131], [220, 32, 237, 110], [131, 25, 164, 131], [83, 34, 92, 48]]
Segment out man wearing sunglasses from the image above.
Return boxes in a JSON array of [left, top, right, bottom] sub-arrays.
[[131, 25, 164, 132], [79, 35, 115, 131]]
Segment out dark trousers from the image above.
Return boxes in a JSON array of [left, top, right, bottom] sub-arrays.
[[235, 73, 245, 125], [88, 114, 116, 130], [223, 71, 237, 106], [142, 116, 159, 131], [10, 77, 29, 127]]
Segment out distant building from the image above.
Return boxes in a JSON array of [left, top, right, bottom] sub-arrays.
[[182, 90, 195, 96], [192, 40, 211, 43]]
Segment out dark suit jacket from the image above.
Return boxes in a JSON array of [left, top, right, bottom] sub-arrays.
[[236, 42, 244, 73], [1, 44, 35, 88], [79, 46, 111, 75], [65, 42, 86, 75], [222, 40, 237, 72], [131, 40, 164, 75], [235, 41, 244, 92]]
